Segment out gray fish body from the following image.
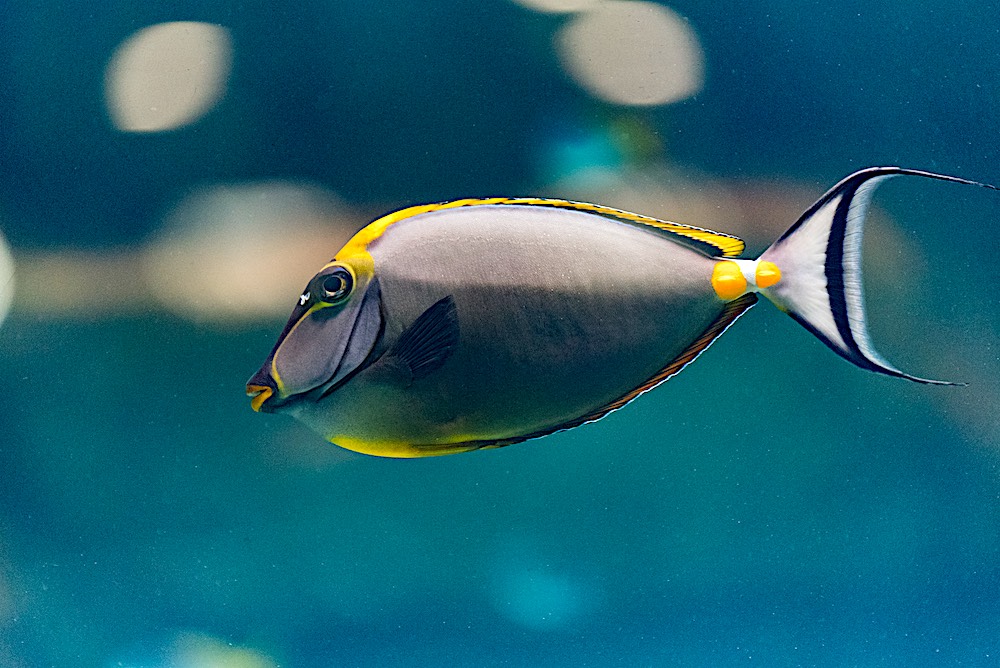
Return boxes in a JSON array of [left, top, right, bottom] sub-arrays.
[[249, 167, 986, 457], [294, 205, 721, 451]]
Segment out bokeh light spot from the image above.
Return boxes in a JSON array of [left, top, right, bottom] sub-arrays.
[[556, 1, 704, 106], [488, 540, 602, 631], [0, 227, 14, 329], [493, 567, 585, 630], [510, 0, 602, 13], [105, 21, 232, 132], [142, 182, 357, 324], [172, 633, 277, 668]]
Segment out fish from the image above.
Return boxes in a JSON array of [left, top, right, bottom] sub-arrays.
[[246, 167, 996, 458]]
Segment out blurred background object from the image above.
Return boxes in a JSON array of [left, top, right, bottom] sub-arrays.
[[2, 1, 1000, 666], [105, 22, 233, 133], [0, 227, 14, 329], [140, 181, 355, 323], [556, 2, 704, 106], [512, 0, 603, 13]]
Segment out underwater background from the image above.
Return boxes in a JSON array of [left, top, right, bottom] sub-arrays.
[[2, 1, 1000, 665]]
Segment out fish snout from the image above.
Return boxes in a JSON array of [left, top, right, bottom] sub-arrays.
[[246, 365, 278, 413], [246, 384, 274, 412]]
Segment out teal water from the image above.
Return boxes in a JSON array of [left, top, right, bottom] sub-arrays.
[[3, 2, 1000, 666]]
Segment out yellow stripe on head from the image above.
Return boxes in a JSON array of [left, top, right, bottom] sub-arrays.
[[335, 199, 509, 266]]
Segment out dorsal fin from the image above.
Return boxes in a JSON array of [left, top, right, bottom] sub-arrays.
[[411, 292, 759, 454], [495, 198, 746, 258], [353, 198, 746, 259]]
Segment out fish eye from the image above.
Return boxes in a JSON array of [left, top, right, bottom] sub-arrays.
[[320, 267, 353, 304]]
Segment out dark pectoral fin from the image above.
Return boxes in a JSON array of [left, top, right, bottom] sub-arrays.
[[387, 295, 460, 382]]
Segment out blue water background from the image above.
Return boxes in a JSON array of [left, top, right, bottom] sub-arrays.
[[2, 1, 1000, 665]]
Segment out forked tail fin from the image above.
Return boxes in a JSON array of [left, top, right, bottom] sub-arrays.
[[757, 166, 997, 385]]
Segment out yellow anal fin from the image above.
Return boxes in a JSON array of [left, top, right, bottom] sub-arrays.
[[332, 434, 484, 458], [409, 435, 536, 455], [409, 441, 494, 457]]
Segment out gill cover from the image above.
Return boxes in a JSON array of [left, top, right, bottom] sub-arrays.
[[267, 263, 382, 399]]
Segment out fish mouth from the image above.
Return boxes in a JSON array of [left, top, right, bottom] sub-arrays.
[[246, 384, 274, 413]]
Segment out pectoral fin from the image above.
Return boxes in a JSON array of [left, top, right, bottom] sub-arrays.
[[381, 295, 460, 386]]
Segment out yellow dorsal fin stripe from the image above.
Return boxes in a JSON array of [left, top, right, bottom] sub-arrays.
[[499, 198, 745, 257], [338, 197, 745, 260]]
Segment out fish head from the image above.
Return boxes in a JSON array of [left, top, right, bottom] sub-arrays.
[[247, 259, 383, 413]]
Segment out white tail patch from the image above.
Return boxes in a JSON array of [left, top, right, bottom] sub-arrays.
[[757, 167, 997, 385]]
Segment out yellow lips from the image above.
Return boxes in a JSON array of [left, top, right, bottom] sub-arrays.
[[247, 385, 273, 412]]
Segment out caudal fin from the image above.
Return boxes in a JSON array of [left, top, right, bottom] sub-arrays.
[[758, 166, 998, 385]]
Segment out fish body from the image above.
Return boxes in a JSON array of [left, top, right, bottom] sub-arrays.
[[248, 169, 995, 457], [298, 205, 726, 456]]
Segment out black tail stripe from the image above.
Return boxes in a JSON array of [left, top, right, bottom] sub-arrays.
[[825, 187, 867, 366]]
